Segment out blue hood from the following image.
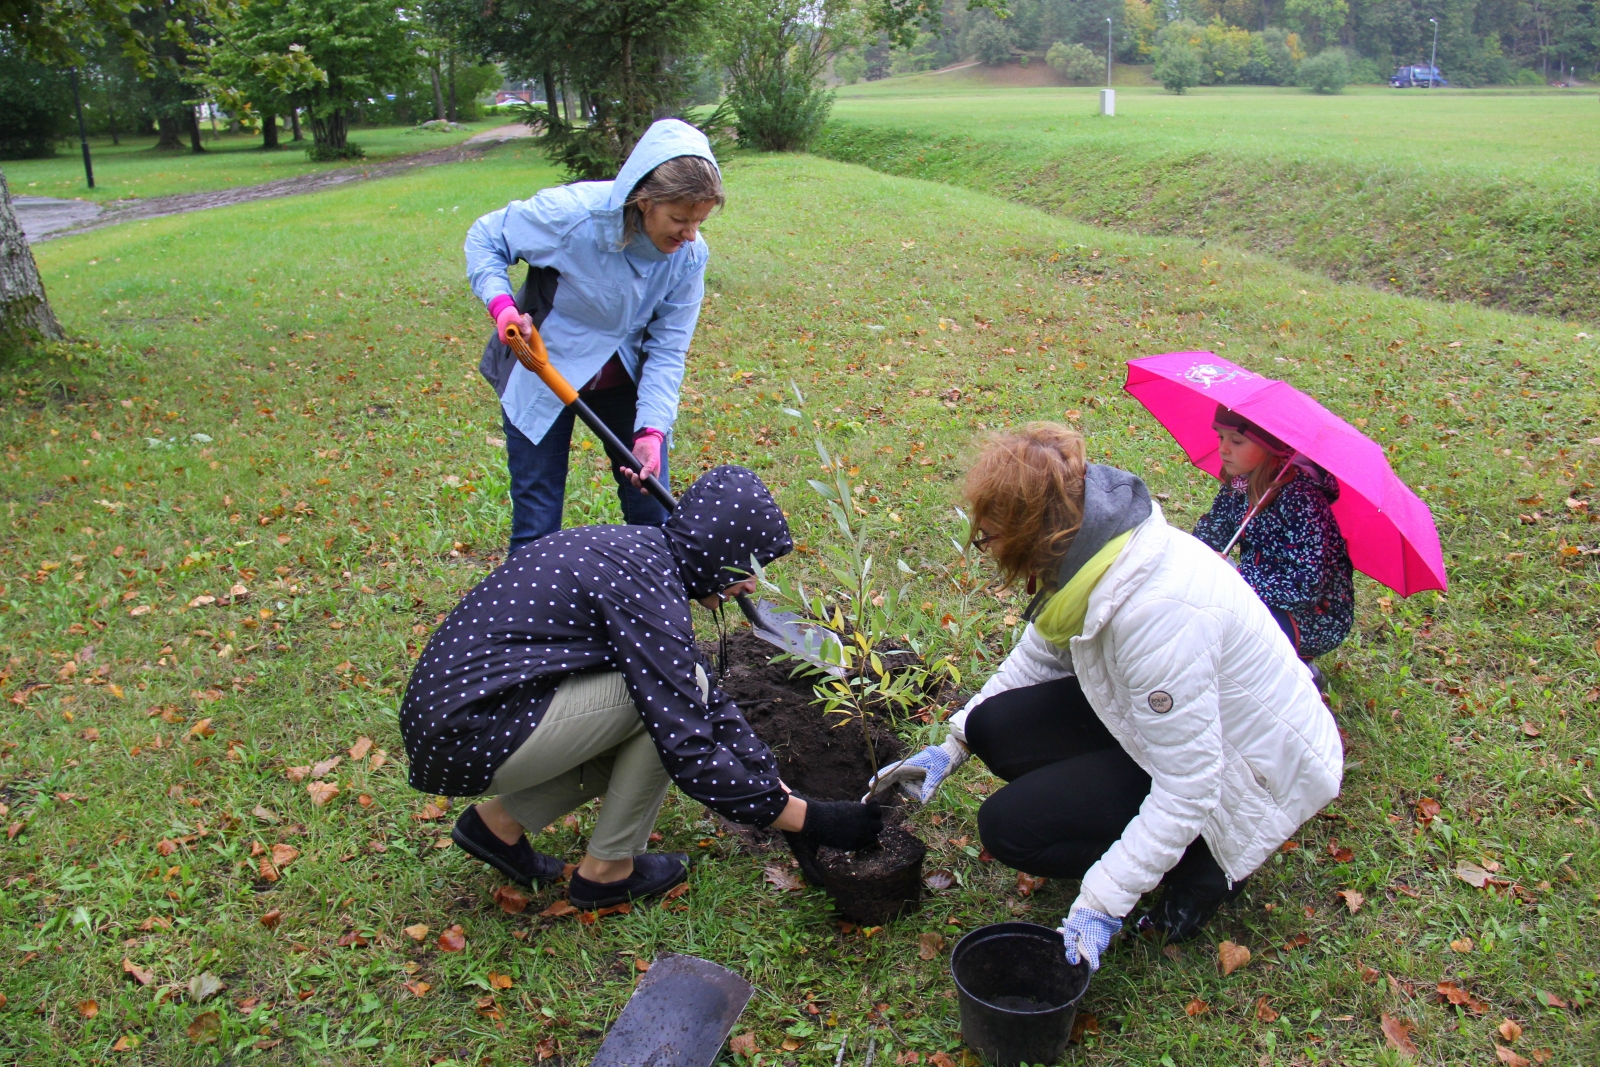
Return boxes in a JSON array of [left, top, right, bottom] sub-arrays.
[[607, 119, 720, 212]]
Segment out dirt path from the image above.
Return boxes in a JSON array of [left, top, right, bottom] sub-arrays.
[[23, 124, 533, 244]]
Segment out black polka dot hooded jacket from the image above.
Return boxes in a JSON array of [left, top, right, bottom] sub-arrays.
[[399, 465, 795, 825]]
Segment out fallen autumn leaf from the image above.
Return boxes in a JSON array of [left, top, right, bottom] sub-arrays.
[[1218, 940, 1251, 975]]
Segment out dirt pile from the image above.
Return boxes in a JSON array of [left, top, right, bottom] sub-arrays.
[[713, 628, 925, 923]]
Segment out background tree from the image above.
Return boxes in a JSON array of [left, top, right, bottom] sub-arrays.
[[129, 0, 213, 151], [200, 1, 326, 150], [1154, 36, 1203, 88], [1, 0, 156, 348], [218, 0, 416, 160], [967, 11, 1016, 64], [0, 40, 70, 159], [1046, 38, 1101, 78], [438, 0, 713, 179], [1297, 44, 1349, 87], [720, 0, 854, 152]]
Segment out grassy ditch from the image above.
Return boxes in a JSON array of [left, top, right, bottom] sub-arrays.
[[0, 144, 1597, 1063], [818, 83, 1600, 320]]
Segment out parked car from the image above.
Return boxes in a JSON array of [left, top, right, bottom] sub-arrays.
[[1390, 65, 1448, 87]]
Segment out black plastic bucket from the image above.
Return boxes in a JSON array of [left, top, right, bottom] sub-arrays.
[[950, 922, 1089, 1067]]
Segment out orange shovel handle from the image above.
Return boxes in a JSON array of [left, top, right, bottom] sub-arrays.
[[503, 321, 578, 406]]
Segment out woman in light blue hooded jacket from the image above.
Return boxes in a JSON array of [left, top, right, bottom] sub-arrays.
[[465, 119, 723, 549]]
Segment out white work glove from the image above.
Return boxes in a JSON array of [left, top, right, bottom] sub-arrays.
[[1059, 907, 1121, 973], [863, 736, 969, 804]]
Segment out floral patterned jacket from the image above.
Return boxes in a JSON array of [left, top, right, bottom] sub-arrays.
[[1192, 466, 1354, 658]]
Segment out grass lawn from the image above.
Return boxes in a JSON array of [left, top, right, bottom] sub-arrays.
[[1, 139, 1598, 1065], [833, 81, 1599, 181], [1, 123, 497, 204], [819, 82, 1600, 319]]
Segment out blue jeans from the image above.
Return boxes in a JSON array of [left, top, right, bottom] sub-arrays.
[[503, 384, 670, 551]]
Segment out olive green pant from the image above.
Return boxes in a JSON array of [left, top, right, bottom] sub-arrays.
[[486, 670, 670, 861]]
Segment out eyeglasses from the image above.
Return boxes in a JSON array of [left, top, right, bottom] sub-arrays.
[[970, 529, 998, 553]]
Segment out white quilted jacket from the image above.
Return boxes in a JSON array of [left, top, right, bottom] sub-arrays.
[[949, 506, 1343, 919]]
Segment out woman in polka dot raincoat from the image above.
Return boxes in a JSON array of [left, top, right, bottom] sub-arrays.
[[400, 466, 883, 909]]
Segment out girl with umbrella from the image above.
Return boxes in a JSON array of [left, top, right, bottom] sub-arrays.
[[868, 424, 1343, 971], [402, 466, 883, 909], [1193, 405, 1355, 665], [466, 119, 722, 550]]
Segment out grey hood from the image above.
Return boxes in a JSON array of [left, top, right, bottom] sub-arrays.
[[1053, 464, 1153, 589]]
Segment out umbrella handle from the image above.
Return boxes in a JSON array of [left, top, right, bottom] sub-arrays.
[[1219, 461, 1298, 556]]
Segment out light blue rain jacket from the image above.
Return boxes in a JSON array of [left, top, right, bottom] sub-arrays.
[[464, 119, 715, 445]]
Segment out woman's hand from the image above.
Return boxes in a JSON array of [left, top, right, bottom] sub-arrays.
[[496, 305, 533, 345], [695, 577, 757, 611], [864, 737, 969, 804], [623, 429, 664, 490], [1060, 908, 1121, 973], [797, 799, 883, 850]]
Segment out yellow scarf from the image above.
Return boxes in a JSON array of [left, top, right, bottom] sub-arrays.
[[1032, 530, 1134, 646]]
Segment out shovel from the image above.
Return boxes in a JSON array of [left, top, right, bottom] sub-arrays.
[[502, 321, 844, 676], [591, 954, 754, 1067]]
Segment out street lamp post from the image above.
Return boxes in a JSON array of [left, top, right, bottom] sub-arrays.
[[1428, 18, 1439, 88], [1100, 17, 1116, 116], [1106, 17, 1113, 87], [69, 67, 95, 189]]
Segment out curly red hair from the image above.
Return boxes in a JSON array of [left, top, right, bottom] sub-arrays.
[[962, 423, 1087, 587]]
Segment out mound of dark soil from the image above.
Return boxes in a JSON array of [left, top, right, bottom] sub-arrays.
[[713, 628, 926, 923], [713, 629, 905, 801]]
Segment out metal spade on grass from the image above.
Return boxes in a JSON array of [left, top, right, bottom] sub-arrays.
[[590, 954, 754, 1067], [502, 322, 844, 677]]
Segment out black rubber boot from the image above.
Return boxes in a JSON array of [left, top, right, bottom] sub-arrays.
[[1139, 884, 1243, 942], [568, 853, 690, 910], [451, 804, 568, 888], [1136, 837, 1245, 942]]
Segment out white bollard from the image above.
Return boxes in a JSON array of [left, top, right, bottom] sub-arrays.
[[1100, 89, 1116, 116]]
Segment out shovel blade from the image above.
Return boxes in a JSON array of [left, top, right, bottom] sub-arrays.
[[738, 596, 846, 677], [591, 955, 754, 1067]]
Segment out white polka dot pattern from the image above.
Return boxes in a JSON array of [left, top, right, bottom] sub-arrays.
[[399, 466, 794, 825]]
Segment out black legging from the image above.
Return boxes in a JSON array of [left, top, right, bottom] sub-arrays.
[[966, 677, 1233, 898]]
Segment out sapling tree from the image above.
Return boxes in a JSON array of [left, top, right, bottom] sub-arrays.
[[754, 383, 961, 778]]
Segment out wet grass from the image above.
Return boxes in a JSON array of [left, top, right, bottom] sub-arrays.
[[0, 140, 1597, 1065], [2, 123, 496, 204], [819, 83, 1600, 319]]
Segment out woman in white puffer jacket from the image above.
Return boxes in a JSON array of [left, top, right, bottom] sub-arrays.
[[869, 424, 1342, 973]]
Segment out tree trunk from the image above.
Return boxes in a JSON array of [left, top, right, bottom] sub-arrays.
[[263, 112, 280, 149], [430, 60, 447, 122], [290, 108, 302, 141], [0, 169, 64, 345], [310, 109, 348, 148], [156, 112, 184, 149], [188, 107, 205, 153], [543, 69, 560, 128], [107, 79, 120, 146], [446, 52, 458, 121]]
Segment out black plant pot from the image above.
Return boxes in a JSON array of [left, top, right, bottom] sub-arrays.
[[951, 922, 1090, 1067], [784, 825, 927, 926]]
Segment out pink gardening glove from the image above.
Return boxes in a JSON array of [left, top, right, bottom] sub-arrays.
[[624, 429, 663, 490], [492, 297, 532, 345]]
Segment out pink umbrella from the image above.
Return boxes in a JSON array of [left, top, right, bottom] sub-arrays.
[[1123, 351, 1447, 596]]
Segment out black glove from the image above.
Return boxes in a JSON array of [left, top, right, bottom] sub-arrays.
[[800, 799, 883, 850]]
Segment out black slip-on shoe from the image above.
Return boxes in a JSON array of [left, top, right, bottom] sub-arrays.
[[451, 805, 567, 888], [568, 852, 689, 910]]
